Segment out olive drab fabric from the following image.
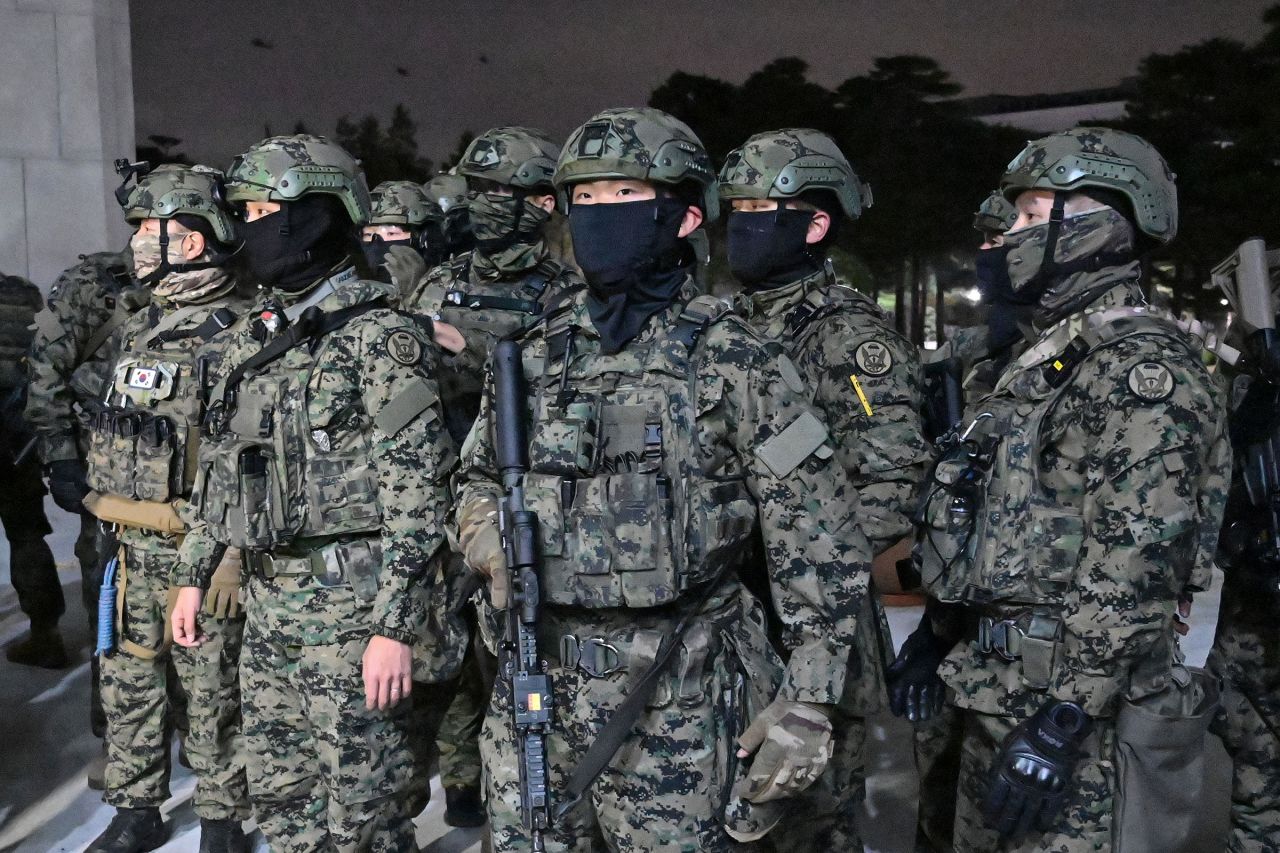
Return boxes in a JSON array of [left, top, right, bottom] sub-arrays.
[[919, 286, 1230, 718], [1000, 127, 1178, 245], [718, 128, 873, 219]]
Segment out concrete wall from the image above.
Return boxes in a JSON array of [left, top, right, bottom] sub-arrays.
[[0, 0, 133, 290]]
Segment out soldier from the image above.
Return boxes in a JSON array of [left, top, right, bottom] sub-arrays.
[[404, 126, 582, 828], [0, 272, 62, 668], [26, 241, 150, 787], [454, 107, 876, 851], [914, 128, 1229, 852], [1206, 240, 1280, 853], [424, 171, 475, 259], [84, 163, 252, 853], [169, 134, 455, 852], [717, 127, 928, 849], [360, 179, 446, 297]]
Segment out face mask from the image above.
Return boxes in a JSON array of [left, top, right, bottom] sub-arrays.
[[238, 195, 351, 292], [727, 208, 819, 290], [361, 236, 414, 281], [569, 197, 691, 354], [131, 230, 232, 303], [468, 193, 550, 249], [975, 244, 1034, 349], [130, 228, 216, 285]]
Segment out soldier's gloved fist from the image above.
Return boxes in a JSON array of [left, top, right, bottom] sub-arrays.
[[981, 700, 1092, 841], [202, 547, 243, 620], [886, 617, 950, 722], [457, 498, 506, 579], [734, 700, 833, 803], [46, 459, 90, 515], [383, 243, 427, 293]]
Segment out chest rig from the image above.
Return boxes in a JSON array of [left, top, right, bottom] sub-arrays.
[[86, 303, 236, 505], [519, 296, 756, 610], [440, 256, 564, 339], [917, 306, 1195, 607], [192, 289, 388, 552]]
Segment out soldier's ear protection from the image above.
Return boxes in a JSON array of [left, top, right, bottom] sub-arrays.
[[113, 159, 154, 208]]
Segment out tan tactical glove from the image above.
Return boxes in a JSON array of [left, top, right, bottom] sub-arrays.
[[735, 699, 834, 803], [202, 547, 243, 619], [457, 497, 508, 608]]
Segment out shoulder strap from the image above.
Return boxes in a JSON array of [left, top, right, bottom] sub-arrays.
[[671, 295, 731, 352], [81, 305, 130, 363], [207, 298, 387, 431], [783, 288, 842, 341]]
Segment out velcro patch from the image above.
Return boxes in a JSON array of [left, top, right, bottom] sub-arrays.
[[756, 410, 830, 478], [854, 340, 893, 376], [1127, 361, 1175, 402], [373, 377, 438, 436], [385, 329, 424, 366]]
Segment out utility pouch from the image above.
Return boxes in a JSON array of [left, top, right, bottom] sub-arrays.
[[83, 490, 186, 535], [528, 397, 599, 477], [1114, 666, 1223, 853], [332, 537, 383, 602]]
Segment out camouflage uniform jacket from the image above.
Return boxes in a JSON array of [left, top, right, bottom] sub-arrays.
[[923, 276, 1230, 719], [0, 273, 43, 390], [26, 249, 148, 464], [404, 245, 583, 442], [456, 280, 875, 704], [739, 267, 930, 553], [91, 289, 253, 554], [173, 271, 456, 647]]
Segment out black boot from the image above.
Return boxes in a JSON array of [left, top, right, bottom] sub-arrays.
[[86, 807, 168, 853], [198, 818, 249, 853], [86, 740, 108, 791], [5, 624, 69, 669], [444, 784, 487, 828]]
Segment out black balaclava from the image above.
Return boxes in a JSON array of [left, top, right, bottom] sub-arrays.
[[361, 235, 415, 281], [726, 207, 821, 290], [974, 244, 1036, 350], [570, 196, 691, 355], [238, 194, 353, 292]]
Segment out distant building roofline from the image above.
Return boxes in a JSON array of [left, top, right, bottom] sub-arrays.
[[956, 80, 1137, 118]]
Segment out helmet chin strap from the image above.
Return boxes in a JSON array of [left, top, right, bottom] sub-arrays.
[[140, 219, 230, 285], [1022, 192, 1135, 292]]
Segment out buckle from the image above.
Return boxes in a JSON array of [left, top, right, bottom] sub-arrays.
[[559, 635, 622, 678], [977, 617, 1023, 662]]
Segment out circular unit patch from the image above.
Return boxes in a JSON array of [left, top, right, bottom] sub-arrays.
[[854, 340, 893, 377], [1127, 361, 1175, 402], [385, 329, 423, 366]]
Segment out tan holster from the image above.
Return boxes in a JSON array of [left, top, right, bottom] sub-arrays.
[[84, 491, 187, 536], [1113, 665, 1221, 853]]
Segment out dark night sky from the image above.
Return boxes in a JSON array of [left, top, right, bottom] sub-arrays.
[[132, 0, 1276, 170]]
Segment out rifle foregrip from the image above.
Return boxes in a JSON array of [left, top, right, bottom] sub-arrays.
[[494, 339, 529, 475]]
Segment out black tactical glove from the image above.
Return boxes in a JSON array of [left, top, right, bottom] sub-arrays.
[[886, 615, 949, 722], [981, 700, 1092, 841], [46, 459, 90, 515]]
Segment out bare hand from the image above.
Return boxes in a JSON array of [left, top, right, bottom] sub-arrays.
[[363, 635, 413, 711], [433, 321, 466, 354], [1174, 594, 1193, 637], [171, 587, 206, 648]]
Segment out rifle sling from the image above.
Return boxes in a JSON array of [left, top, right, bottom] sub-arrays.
[[553, 557, 736, 819]]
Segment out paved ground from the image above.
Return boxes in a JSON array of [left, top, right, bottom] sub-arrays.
[[0, 499, 1229, 852]]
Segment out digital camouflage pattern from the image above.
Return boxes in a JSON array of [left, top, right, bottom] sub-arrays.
[[174, 270, 455, 849], [554, 107, 720, 219], [26, 249, 147, 464], [973, 190, 1017, 236], [119, 164, 237, 244], [457, 126, 560, 190], [718, 128, 873, 219], [225, 134, 371, 225], [456, 279, 875, 849], [369, 180, 444, 228], [1000, 127, 1178, 244], [737, 265, 927, 849]]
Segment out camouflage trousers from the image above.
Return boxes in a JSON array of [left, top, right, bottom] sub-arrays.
[[953, 709, 1116, 853], [912, 704, 963, 852], [483, 593, 779, 852], [239, 616, 418, 853], [100, 542, 249, 819], [439, 612, 497, 791], [1208, 614, 1280, 853]]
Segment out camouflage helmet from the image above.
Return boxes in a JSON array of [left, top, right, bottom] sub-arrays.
[[718, 128, 872, 219], [1000, 127, 1177, 244], [457, 127, 560, 191], [423, 172, 469, 212], [368, 180, 443, 228], [555, 107, 719, 222], [226, 134, 371, 226], [119, 164, 237, 244], [973, 191, 1017, 235]]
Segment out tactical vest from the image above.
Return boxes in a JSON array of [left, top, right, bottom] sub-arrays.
[[86, 303, 237, 506], [918, 306, 1201, 607], [193, 290, 388, 553], [0, 275, 41, 388], [520, 295, 756, 610]]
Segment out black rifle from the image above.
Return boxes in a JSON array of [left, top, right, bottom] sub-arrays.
[[492, 338, 553, 850], [922, 356, 965, 448]]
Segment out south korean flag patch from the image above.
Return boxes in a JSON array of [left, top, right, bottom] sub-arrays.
[[1127, 361, 1176, 403]]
